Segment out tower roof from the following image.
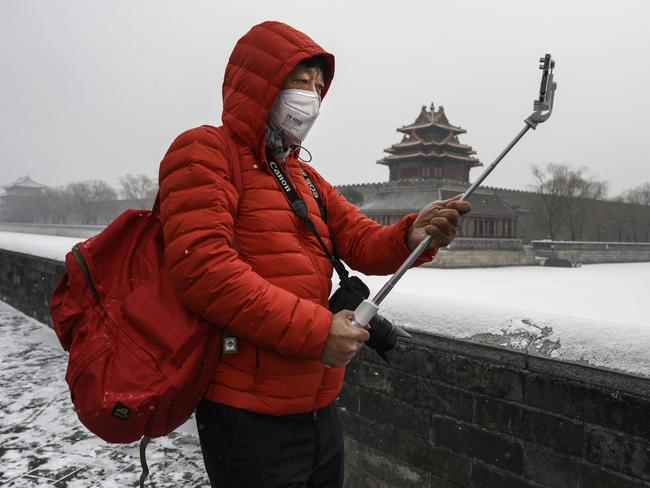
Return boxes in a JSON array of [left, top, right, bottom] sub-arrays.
[[378, 103, 481, 168], [2, 175, 47, 190], [397, 103, 465, 135], [384, 132, 477, 157], [380, 151, 480, 164]]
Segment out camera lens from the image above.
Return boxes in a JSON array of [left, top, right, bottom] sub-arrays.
[[367, 314, 399, 354]]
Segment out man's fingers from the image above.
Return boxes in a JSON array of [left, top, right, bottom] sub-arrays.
[[357, 327, 370, 342], [425, 216, 457, 242], [418, 203, 442, 221], [420, 205, 465, 224], [429, 217, 457, 235], [347, 320, 370, 342], [446, 200, 472, 216], [433, 209, 460, 227]]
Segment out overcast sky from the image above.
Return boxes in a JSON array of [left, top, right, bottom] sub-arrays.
[[1, 0, 649, 196]]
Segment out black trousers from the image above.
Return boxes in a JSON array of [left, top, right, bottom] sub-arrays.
[[195, 400, 344, 488]]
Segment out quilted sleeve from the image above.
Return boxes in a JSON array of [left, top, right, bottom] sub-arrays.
[[158, 127, 332, 360], [305, 167, 437, 275]]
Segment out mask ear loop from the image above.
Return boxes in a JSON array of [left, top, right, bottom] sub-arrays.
[[289, 144, 313, 163]]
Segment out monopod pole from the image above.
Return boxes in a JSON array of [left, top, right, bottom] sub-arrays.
[[351, 54, 557, 329], [372, 123, 531, 307]]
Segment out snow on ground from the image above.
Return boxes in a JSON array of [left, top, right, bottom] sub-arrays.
[[0, 231, 80, 261], [0, 301, 206, 488], [358, 263, 650, 377], [0, 230, 649, 376]]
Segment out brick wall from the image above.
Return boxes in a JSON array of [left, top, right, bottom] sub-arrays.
[[2, 249, 649, 487], [428, 248, 537, 268], [340, 334, 650, 487], [0, 249, 64, 326], [429, 240, 650, 268], [532, 241, 650, 264]]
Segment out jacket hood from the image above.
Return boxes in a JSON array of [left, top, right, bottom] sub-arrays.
[[221, 21, 335, 161]]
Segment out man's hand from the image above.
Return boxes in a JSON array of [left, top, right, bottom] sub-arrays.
[[407, 196, 472, 250], [320, 310, 370, 368]]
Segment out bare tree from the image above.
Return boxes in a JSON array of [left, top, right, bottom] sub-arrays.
[[32, 186, 73, 224], [67, 180, 117, 225], [563, 169, 608, 240], [118, 174, 157, 201], [530, 163, 608, 240], [619, 182, 650, 241], [530, 164, 567, 240], [620, 182, 650, 206]]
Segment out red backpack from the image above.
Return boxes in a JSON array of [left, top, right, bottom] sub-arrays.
[[49, 126, 241, 481]]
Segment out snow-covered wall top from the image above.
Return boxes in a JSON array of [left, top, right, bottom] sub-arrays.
[[0, 231, 79, 261], [359, 264, 650, 378], [1, 231, 649, 378]]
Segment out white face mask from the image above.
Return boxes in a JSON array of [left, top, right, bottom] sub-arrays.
[[268, 88, 320, 143]]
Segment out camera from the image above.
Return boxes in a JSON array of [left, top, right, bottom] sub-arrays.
[[329, 275, 401, 363]]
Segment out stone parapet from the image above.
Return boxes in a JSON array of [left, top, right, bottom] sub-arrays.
[[2, 249, 649, 487], [427, 247, 538, 268], [532, 240, 650, 264], [341, 334, 650, 488]]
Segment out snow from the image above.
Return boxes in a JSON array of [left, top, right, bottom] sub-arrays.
[[358, 263, 650, 377], [0, 230, 649, 376], [0, 231, 80, 261], [360, 263, 649, 328], [0, 301, 206, 487]]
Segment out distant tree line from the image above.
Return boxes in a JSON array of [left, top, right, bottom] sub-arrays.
[[0, 174, 157, 225], [528, 163, 650, 241], [1, 167, 649, 243]]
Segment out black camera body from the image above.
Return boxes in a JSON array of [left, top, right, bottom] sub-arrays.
[[329, 275, 400, 362]]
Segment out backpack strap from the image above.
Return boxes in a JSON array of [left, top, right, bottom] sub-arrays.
[[138, 436, 151, 488]]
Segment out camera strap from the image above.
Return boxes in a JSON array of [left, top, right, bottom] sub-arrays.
[[267, 160, 350, 283]]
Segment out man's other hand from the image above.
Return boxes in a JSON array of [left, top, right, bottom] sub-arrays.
[[407, 196, 472, 250], [320, 310, 370, 368]]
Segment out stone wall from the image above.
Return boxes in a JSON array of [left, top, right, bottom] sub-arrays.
[[428, 248, 538, 268], [2, 249, 649, 487], [0, 249, 64, 326], [532, 241, 650, 264], [427, 238, 538, 268], [491, 188, 650, 244], [340, 335, 650, 488], [426, 239, 650, 268]]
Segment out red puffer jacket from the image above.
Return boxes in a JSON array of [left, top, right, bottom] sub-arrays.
[[158, 21, 436, 415]]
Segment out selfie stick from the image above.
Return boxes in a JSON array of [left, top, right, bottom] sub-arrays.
[[353, 54, 558, 329]]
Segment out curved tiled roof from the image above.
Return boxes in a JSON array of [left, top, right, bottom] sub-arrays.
[[397, 104, 465, 134], [1, 175, 47, 190], [378, 150, 481, 166]]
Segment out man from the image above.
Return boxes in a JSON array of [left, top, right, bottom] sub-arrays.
[[158, 21, 470, 488]]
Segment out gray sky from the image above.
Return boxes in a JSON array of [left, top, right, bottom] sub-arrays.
[[1, 0, 649, 196]]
